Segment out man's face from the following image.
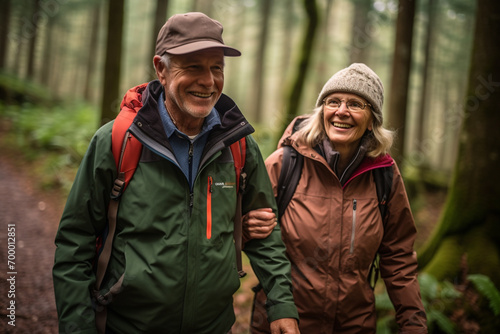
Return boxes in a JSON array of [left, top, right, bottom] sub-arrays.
[[161, 48, 225, 122]]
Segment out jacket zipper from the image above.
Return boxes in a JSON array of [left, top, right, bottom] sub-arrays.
[[188, 142, 194, 186], [206, 176, 213, 239], [350, 199, 357, 254]]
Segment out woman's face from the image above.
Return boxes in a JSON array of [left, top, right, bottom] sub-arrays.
[[322, 92, 374, 150]]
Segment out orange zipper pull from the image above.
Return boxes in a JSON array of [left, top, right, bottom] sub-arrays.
[[207, 176, 213, 239]]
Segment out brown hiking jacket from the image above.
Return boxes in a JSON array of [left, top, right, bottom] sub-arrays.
[[251, 117, 427, 334]]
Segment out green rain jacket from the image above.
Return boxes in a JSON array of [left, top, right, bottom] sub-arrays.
[[53, 81, 298, 334]]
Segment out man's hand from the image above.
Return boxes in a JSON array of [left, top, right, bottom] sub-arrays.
[[270, 318, 300, 333], [242, 208, 277, 240]]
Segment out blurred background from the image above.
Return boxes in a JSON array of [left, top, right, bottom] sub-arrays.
[[0, 0, 499, 333]]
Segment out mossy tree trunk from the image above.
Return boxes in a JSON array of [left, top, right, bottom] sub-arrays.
[[0, 0, 11, 70], [418, 0, 500, 288], [251, 0, 272, 123], [280, 0, 319, 136], [386, 0, 416, 165], [100, 0, 125, 125]]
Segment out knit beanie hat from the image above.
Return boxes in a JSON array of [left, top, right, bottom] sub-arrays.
[[316, 63, 384, 125]]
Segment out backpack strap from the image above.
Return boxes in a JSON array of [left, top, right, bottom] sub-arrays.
[[276, 118, 306, 221], [373, 166, 393, 221], [368, 165, 394, 289], [230, 138, 247, 278], [95, 93, 144, 291], [277, 146, 303, 221], [93, 84, 146, 334]]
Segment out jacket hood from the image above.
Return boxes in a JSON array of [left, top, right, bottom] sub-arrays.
[[277, 115, 310, 150]]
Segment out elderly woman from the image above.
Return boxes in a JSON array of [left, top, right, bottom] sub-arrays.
[[246, 63, 427, 333]]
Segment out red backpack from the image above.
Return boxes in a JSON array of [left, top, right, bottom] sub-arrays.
[[93, 84, 248, 328]]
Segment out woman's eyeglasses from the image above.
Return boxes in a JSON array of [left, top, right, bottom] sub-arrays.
[[323, 98, 371, 112]]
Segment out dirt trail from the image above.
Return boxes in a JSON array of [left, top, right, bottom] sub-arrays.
[[0, 156, 61, 333]]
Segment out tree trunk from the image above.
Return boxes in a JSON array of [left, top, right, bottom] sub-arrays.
[[26, 0, 41, 80], [251, 0, 272, 123], [349, 0, 373, 64], [12, 5, 25, 78], [40, 15, 56, 87], [386, 0, 416, 165], [148, 0, 169, 80], [315, 0, 334, 96], [281, 0, 295, 77], [83, 4, 101, 102], [51, 22, 68, 99], [0, 0, 12, 70], [100, 0, 125, 125], [191, 0, 214, 17], [280, 0, 319, 135], [223, 4, 246, 101], [414, 0, 436, 158], [419, 0, 500, 289]]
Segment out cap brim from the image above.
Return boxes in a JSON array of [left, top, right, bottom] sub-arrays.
[[166, 41, 241, 57]]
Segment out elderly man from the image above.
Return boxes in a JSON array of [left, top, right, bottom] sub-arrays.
[[53, 12, 299, 334]]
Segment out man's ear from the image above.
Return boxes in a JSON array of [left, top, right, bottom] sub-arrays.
[[153, 55, 166, 83]]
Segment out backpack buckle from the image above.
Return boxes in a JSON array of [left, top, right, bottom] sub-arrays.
[[238, 270, 247, 278], [239, 172, 247, 193], [110, 178, 125, 200]]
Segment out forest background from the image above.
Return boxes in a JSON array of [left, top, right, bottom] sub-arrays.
[[0, 0, 499, 333]]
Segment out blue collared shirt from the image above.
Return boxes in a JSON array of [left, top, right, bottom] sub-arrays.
[[158, 92, 221, 189]]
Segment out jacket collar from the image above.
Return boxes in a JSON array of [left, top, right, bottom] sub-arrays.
[[279, 116, 394, 188], [122, 80, 254, 148]]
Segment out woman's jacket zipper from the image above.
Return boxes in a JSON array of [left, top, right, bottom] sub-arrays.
[[350, 199, 357, 254]]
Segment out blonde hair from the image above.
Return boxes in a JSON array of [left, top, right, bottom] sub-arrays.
[[296, 106, 394, 158]]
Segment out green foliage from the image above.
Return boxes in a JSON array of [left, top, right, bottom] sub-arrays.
[[0, 102, 98, 192], [2, 102, 97, 159], [375, 272, 500, 333], [376, 273, 458, 333], [420, 273, 458, 334], [0, 71, 54, 105], [467, 274, 500, 316]]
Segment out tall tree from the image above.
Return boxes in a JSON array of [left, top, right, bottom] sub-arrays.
[[149, 0, 169, 74], [280, 0, 319, 135], [26, 0, 42, 80], [419, 0, 500, 291], [349, 0, 373, 64], [280, 0, 295, 88], [191, 0, 214, 17], [414, 0, 436, 160], [84, 3, 102, 103], [12, 2, 26, 77], [251, 0, 272, 123], [386, 0, 416, 165], [315, 0, 334, 96], [0, 0, 12, 70], [100, 0, 125, 125], [40, 12, 56, 87], [223, 4, 246, 101]]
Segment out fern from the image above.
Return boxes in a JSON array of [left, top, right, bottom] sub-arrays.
[[376, 315, 395, 334], [427, 309, 456, 334], [467, 274, 500, 316]]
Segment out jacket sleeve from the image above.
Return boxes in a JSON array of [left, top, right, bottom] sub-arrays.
[[379, 163, 428, 333], [52, 122, 116, 334], [241, 136, 299, 323]]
